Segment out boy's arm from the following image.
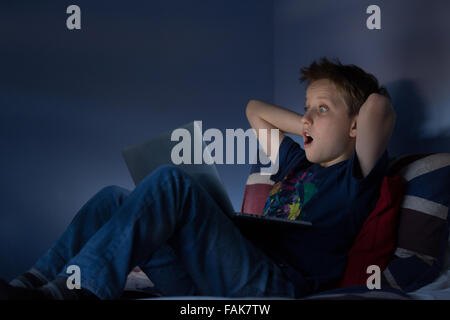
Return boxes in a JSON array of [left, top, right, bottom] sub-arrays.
[[355, 93, 396, 179], [246, 99, 304, 163]]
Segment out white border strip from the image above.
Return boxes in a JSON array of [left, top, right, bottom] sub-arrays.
[[382, 267, 402, 290], [399, 154, 450, 181], [395, 247, 436, 266], [402, 195, 448, 220]]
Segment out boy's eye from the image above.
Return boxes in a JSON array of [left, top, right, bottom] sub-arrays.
[[304, 105, 328, 113]]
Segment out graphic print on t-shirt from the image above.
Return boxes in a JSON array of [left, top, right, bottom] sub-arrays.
[[262, 167, 320, 221]]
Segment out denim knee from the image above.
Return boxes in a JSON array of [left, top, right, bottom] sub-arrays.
[[151, 164, 187, 180], [97, 185, 131, 207], [84, 185, 131, 223], [137, 164, 193, 212], [142, 165, 191, 188]]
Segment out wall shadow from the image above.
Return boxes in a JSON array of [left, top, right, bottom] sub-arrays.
[[385, 79, 450, 159]]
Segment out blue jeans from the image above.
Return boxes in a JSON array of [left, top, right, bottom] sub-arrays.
[[31, 165, 299, 299]]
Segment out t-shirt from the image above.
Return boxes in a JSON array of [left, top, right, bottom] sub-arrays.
[[255, 136, 389, 297]]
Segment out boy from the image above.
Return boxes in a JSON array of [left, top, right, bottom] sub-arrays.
[[244, 57, 396, 293], [0, 57, 396, 300]]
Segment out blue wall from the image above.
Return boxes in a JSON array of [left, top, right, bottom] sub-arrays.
[[0, 0, 274, 280], [274, 0, 450, 156]]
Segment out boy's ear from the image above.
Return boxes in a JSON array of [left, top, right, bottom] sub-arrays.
[[349, 115, 358, 138]]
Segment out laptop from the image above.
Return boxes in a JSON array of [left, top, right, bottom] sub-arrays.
[[121, 121, 312, 227]]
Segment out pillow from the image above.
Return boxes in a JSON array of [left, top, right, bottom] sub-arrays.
[[337, 174, 406, 288], [381, 153, 450, 292], [240, 162, 275, 215]]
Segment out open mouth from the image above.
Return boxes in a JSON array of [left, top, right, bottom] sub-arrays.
[[303, 132, 314, 147]]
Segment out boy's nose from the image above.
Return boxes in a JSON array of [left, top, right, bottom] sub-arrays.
[[302, 113, 313, 126]]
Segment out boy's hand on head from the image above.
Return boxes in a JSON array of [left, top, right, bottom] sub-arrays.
[[246, 100, 304, 163], [355, 92, 396, 179], [361, 93, 395, 116]]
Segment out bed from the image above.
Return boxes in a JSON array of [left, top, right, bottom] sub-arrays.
[[122, 152, 450, 300]]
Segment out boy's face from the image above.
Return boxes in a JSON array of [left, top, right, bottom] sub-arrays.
[[303, 78, 357, 167]]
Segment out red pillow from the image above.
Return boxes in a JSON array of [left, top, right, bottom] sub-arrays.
[[240, 171, 274, 215], [337, 174, 405, 288]]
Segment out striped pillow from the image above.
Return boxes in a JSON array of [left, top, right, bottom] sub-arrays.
[[382, 153, 450, 292]]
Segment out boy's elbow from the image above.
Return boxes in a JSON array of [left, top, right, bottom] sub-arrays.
[[246, 99, 258, 117], [365, 94, 396, 123]]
